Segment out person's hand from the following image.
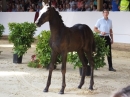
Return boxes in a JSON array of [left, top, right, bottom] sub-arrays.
[[101, 32, 106, 35], [111, 39, 113, 44]]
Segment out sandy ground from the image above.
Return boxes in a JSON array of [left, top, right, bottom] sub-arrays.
[[0, 40, 130, 97]]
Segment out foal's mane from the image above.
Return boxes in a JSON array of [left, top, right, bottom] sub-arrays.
[[48, 7, 64, 24]]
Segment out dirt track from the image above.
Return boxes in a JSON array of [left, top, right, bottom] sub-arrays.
[[0, 40, 130, 97]]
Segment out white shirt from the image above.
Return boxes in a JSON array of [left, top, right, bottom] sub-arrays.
[[95, 17, 112, 36]]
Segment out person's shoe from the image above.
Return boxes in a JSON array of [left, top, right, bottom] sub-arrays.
[[109, 67, 116, 72]]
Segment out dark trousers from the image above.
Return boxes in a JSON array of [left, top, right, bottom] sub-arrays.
[[100, 36, 113, 68]]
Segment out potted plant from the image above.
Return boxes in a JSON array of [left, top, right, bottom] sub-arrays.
[[8, 22, 36, 63], [0, 24, 4, 39], [0, 24, 5, 54], [35, 30, 61, 69], [27, 55, 42, 68], [67, 33, 109, 76]]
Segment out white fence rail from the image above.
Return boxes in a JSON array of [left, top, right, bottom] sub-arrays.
[[0, 12, 130, 43]]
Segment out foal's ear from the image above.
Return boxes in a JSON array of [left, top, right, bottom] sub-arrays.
[[49, 0, 52, 7], [42, 1, 45, 7]]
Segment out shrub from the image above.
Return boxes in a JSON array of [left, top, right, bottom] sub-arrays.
[[0, 24, 4, 39], [35, 30, 61, 68], [8, 22, 36, 57]]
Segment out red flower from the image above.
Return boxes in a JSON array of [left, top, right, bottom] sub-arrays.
[[31, 55, 36, 61]]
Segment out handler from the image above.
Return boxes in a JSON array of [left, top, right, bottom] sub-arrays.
[[94, 9, 116, 72]]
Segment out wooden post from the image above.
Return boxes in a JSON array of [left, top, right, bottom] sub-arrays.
[[97, 0, 103, 11]]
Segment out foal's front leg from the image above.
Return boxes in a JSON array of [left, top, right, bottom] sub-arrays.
[[59, 52, 67, 94], [43, 51, 58, 92]]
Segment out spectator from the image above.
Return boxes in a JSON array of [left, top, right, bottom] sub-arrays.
[[36, 5, 41, 12], [89, 0, 94, 10], [37, 0, 42, 8], [72, 4, 78, 11], [112, 0, 120, 11], [62, 3, 67, 11], [80, 3, 86, 11], [24, 0, 29, 11], [85, 4, 91, 11], [93, 0, 97, 6], [92, 5, 98, 11], [16, 4, 22, 12], [55, 4, 59, 11], [65, 0, 69, 4], [11, 4, 17, 12], [69, 0, 75, 8], [77, 0, 83, 10], [119, 0, 130, 11], [59, 4, 63, 11], [0, 6, 2, 12], [7, 3, 12, 12], [103, 3, 108, 10], [29, 5, 35, 12], [21, 6, 25, 12], [0, 0, 2, 8], [74, 0, 78, 6], [51, 0, 57, 7], [103, 0, 110, 9], [85, 0, 91, 5], [66, 3, 72, 11], [108, 3, 112, 11]]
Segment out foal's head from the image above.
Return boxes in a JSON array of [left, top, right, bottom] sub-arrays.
[[35, 4, 53, 27]]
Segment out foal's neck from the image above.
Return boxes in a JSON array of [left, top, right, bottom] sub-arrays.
[[49, 15, 66, 35]]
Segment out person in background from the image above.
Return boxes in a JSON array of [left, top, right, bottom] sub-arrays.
[[85, 4, 91, 11], [0, 6, 2, 12], [94, 9, 116, 72], [112, 0, 120, 11], [108, 3, 112, 11], [72, 4, 78, 11], [119, 0, 130, 11], [66, 3, 72, 11], [92, 4, 98, 11]]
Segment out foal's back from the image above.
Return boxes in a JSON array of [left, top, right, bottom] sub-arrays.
[[55, 24, 94, 52]]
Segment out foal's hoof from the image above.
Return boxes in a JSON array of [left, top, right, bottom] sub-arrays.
[[43, 88, 48, 92], [59, 90, 64, 94], [89, 87, 93, 90], [78, 85, 82, 89]]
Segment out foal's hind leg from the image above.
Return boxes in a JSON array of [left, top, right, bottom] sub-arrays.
[[77, 50, 88, 89], [86, 51, 94, 90], [43, 51, 58, 92], [59, 52, 67, 94]]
